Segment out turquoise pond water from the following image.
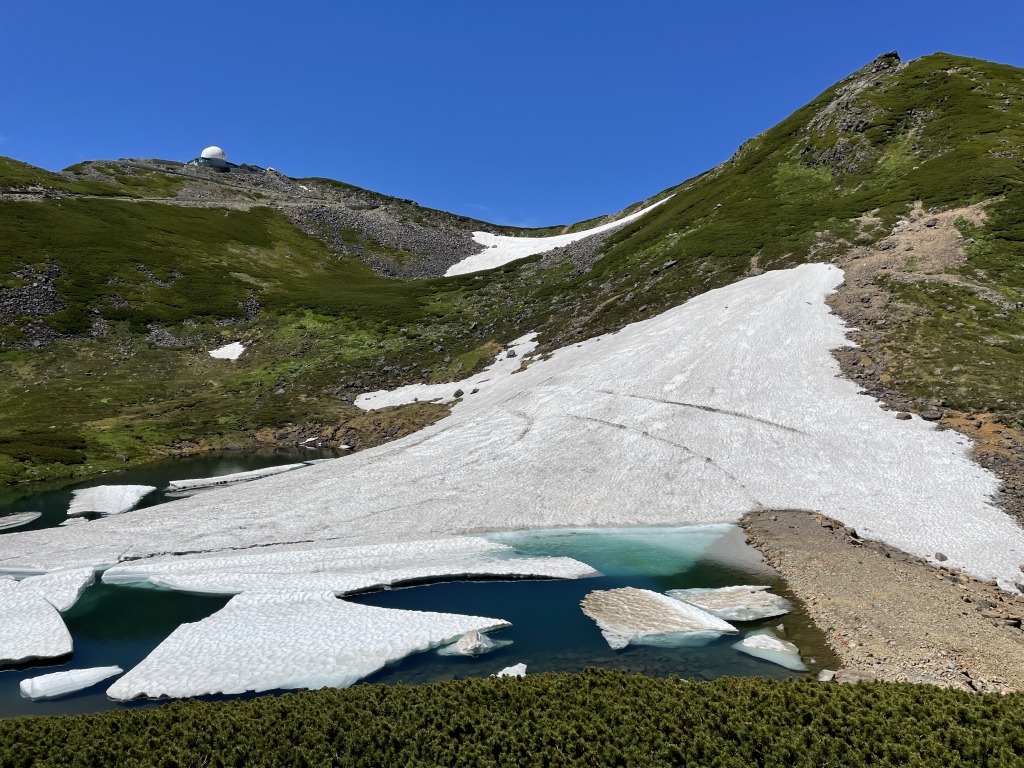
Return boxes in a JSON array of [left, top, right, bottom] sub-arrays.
[[0, 456, 838, 719]]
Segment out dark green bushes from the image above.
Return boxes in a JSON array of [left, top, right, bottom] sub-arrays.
[[2, 671, 1023, 767]]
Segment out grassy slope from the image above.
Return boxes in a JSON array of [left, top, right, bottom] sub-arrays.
[[3, 672, 1023, 767], [1, 52, 1023, 485]]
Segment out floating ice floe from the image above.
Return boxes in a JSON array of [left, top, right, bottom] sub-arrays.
[[355, 334, 538, 411], [580, 587, 737, 649], [209, 342, 245, 360], [494, 663, 527, 677], [167, 464, 306, 492], [667, 586, 792, 622], [0, 512, 42, 532], [20, 666, 123, 700], [438, 629, 511, 657], [101, 536, 597, 595], [19, 567, 95, 612], [107, 591, 510, 700], [0, 578, 73, 664], [67, 485, 156, 517], [445, 197, 672, 277], [733, 630, 807, 671], [2, 264, 1023, 590]]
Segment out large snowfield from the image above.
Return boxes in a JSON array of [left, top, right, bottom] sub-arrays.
[[3, 263, 1024, 697]]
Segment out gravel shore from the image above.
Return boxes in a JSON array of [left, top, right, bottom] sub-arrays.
[[743, 509, 1024, 692]]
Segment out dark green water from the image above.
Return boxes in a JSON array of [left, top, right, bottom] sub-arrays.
[[0, 518, 838, 719]]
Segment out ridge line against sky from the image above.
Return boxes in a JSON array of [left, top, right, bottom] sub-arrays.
[[3, 1, 1024, 227]]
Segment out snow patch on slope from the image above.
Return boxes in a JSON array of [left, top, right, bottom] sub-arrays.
[[445, 197, 672, 276], [209, 342, 245, 360]]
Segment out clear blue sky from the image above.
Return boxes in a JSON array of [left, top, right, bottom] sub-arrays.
[[3, 1, 1023, 226]]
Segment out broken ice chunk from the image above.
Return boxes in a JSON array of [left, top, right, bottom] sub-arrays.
[[666, 585, 792, 621], [20, 666, 123, 700], [67, 485, 156, 517], [19, 567, 95, 612], [494, 663, 527, 677], [733, 629, 807, 671], [0, 579, 73, 664], [580, 587, 737, 649]]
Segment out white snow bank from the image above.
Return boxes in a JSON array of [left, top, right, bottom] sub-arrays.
[[167, 464, 306, 492], [355, 335, 538, 411], [19, 567, 95, 612], [0, 512, 41, 532], [667, 586, 792, 622], [107, 591, 510, 700], [445, 197, 672, 276], [733, 630, 807, 671], [101, 536, 597, 595], [2, 264, 1023, 590], [0, 578, 72, 663], [20, 666, 122, 700], [209, 342, 245, 360], [67, 485, 155, 517], [580, 587, 737, 649], [494, 663, 527, 677]]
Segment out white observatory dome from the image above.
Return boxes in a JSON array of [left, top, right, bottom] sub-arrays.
[[200, 146, 227, 161]]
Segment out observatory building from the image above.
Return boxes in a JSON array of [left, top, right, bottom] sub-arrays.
[[187, 146, 236, 172]]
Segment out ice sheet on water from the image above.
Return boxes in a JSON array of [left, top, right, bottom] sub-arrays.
[[580, 587, 737, 650], [167, 464, 306, 491], [0, 512, 42, 532], [667, 586, 792, 622], [20, 666, 122, 700], [107, 591, 511, 700], [67, 485, 156, 517], [102, 536, 597, 594]]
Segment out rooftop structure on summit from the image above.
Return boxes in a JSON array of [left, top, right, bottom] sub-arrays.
[[187, 145, 235, 172]]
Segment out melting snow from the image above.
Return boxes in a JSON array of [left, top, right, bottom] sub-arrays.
[[209, 342, 245, 360], [67, 485, 155, 517], [107, 591, 510, 699], [445, 198, 672, 276], [733, 630, 807, 671], [0, 578, 73, 664], [438, 629, 511, 657], [2, 265, 1023, 589], [20, 666, 123, 701], [580, 587, 737, 649], [667, 586, 792, 622]]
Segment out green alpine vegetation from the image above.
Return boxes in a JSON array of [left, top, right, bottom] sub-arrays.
[[3, 671, 1023, 767], [1, 51, 1023, 486]]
